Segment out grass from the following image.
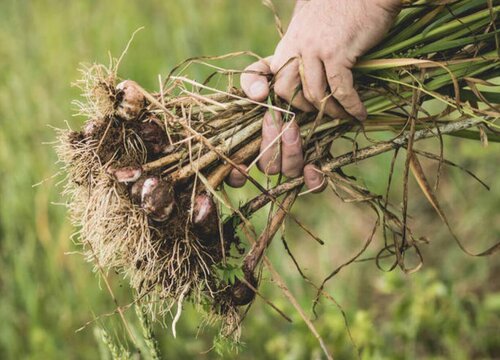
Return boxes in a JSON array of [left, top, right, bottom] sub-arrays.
[[0, 0, 499, 359]]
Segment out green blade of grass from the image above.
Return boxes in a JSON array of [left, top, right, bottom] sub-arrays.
[[411, 27, 499, 56], [383, 5, 445, 48], [421, 0, 490, 36], [366, 6, 500, 59]]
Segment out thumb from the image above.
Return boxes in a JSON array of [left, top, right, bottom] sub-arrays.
[[241, 56, 272, 102]]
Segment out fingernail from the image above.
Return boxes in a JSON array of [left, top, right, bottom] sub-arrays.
[[283, 126, 299, 144], [250, 81, 267, 99], [357, 108, 368, 121]]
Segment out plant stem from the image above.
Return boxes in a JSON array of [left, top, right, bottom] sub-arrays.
[[238, 117, 482, 216], [243, 190, 299, 273], [206, 137, 261, 189]]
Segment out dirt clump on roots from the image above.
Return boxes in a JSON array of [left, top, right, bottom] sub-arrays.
[[56, 63, 250, 340]]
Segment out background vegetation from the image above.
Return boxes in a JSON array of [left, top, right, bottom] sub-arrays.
[[0, 1, 498, 359]]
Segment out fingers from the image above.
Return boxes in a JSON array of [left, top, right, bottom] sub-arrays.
[[226, 163, 325, 192], [259, 110, 304, 178], [239, 54, 367, 188], [241, 57, 272, 102], [300, 56, 348, 118], [258, 111, 283, 175], [271, 57, 315, 113], [226, 165, 248, 188], [227, 115, 321, 188], [281, 121, 304, 178], [323, 61, 367, 121], [304, 164, 326, 193]]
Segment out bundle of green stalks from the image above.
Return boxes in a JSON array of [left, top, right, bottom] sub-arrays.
[[56, 0, 499, 349]]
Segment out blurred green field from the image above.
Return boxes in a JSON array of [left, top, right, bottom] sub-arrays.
[[0, 1, 499, 359]]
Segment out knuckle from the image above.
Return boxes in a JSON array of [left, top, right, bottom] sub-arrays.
[[269, 56, 282, 74], [321, 43, 345, 60], [327, 71, 341, 86], [245, 61, 259, 72], [269, 62, 280, 74], [285, 148, 304, 162], [303, 89, 322, 107], [333, 87, 348, 102], [274, 81, 290, 100], [320, 47, 336, 59], [260, 162, 280, 175], [302, 91, 314, 105], [283, 139, 303, 155], [283, 165, 303, 178], [283, 155, 301, 174]]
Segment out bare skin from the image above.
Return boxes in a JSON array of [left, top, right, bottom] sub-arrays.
[[228, 0, 401, 190]]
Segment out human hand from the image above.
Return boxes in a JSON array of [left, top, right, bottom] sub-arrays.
[[227, 57, 325, 192], [228, 0, 400, 190], [267, 0, 401, 119]]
